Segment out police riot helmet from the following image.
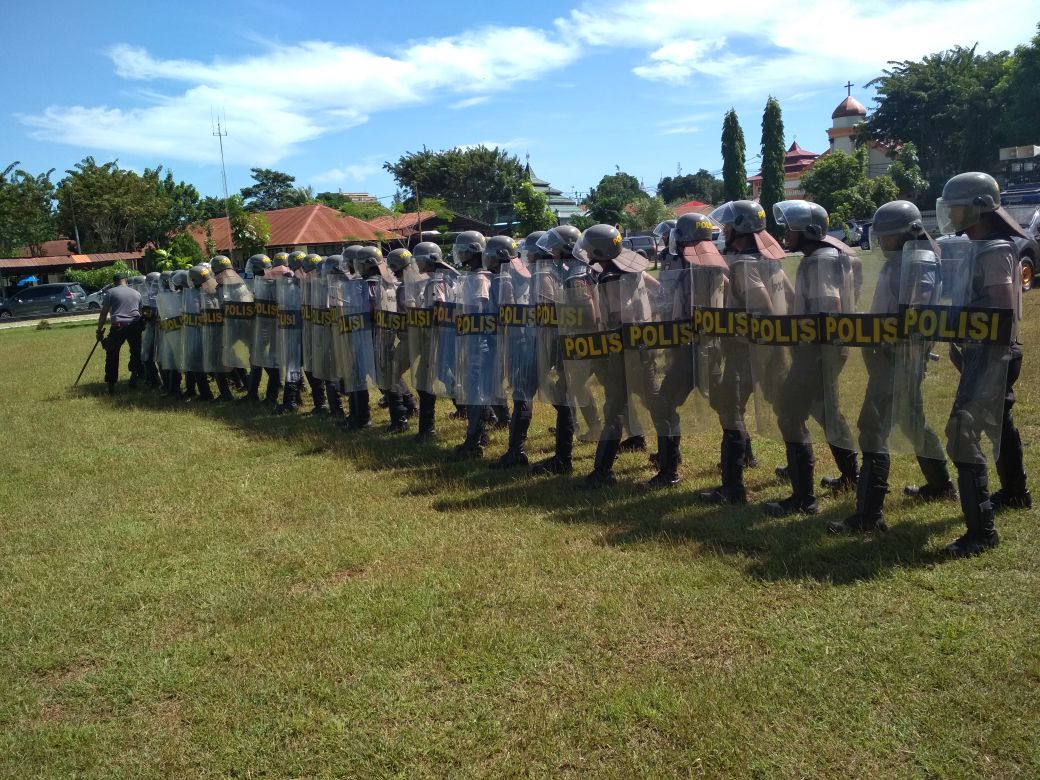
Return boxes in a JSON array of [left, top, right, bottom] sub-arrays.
[[672, 212, 715, 245], [210, 255, 233, 274], [535, 224, 581, 259], [522, 231, 547, 262], [287, 250, 307, 271], [936, 171, 1010, 235], [652, 219, 676, 240], [772, 199, 829, 240], [271, 252, 290, 268], [301, 253, 322, 273], [452, 231, 487, 269], [159, 270, 174, 290], [354, 245, 383, 277], [384, 248, 412, 275], [870, 200, 926, 249], [411, 241, 444, 270], [324, 254, 345, 275], [573, 224, 649, 272], [171, 269, 188, 290], [246, 254, 271, 276], [710, 200, 767, 234], [482, 235, 519, 272], [187, 264, 213, 289], [145, 271, 161, 284], [343, 246, 361, 275]]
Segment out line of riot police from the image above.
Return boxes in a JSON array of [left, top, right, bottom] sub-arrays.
[[131, 170, 1028, 557]]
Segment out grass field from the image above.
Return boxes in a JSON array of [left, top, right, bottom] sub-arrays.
[[1, 257, 1039, 778]]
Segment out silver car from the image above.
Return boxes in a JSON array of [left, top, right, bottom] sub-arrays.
[[0, 283, 88, 318]]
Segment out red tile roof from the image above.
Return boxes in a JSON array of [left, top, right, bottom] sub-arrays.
[[673, 199, 717, 217], [14, 238, 77, 257], [0, 252, 144, 271], [749, 141, 820, 182], [367, 211, 438, 235], [191, 204, 398, 252]]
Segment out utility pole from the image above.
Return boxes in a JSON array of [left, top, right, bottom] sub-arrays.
[[212, 110, 234, 253]]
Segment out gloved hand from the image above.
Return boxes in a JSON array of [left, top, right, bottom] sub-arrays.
[[96, 327, 106, 342]]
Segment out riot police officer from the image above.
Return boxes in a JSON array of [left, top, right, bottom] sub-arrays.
[[410, 241, 460, 440], [450, 231, 493, 460], [764, 200, 859, 517], [828, 201, 955, 534], [934, 172, 1030, 555]]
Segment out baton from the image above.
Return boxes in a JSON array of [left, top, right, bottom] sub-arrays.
[[73, 335, 103, 387]]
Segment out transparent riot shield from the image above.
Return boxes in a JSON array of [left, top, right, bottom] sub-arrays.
[[372, 277, 400, 391], [498, 260, 538, 403], [454, 271, 501, 406], [404, 272, 430, 394], [533, 259, 569, 407], [200, 281, 225, 373], [180, 286, 204, 374], [309, 275, 335, 382], [221, 276, 254, 370], [626, 259, 724, 443], [300, 274, 314, 376], [921, 239, 1014, 464], [329, 277, 353, 389], [742, 253, 797, 441], [140, 277, 159, 366], [156, 290, 183, 372], [338, 278, 377, 393], [275, 276, 303, 384], [251, 277, 279, 369], [808, 248, 859, 452], [557, 262, 631, 442], [427, 271, 459, 399]]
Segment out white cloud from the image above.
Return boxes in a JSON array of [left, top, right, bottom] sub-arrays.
[[311, 155, 386, 185], [558, 0, 1038, 98], [450, 96, 490, 109], [20, 28, 576, 164]]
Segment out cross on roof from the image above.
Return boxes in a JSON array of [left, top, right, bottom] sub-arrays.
[[844, 81, 854, 96]]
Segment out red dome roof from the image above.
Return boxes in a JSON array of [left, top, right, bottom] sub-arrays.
[[832, 95, 866, 119]]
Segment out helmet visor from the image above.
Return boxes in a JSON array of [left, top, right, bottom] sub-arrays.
[[772, 200, 814, 231], [709, 202, 737, 227], [935, 198, 980, 235], [535, 230, 567, 257]]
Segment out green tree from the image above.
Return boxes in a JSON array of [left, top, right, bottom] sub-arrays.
[[65, 260, 141, 291], [513, 181, 556, 234], [137, 166, 202, 249], [760, 97, 786, 235], [168, 231, 205, 265], [240, 168, 306, 212], [585, 171, 644, 225], [227, 195, 271, 255], [865, 45, 1008, 193], [997, 25, 1040, 146], [383, 145, 525, 224], [199, 196, 229, 221], [0, 163, 57, 257], [721, 109, 748, 202], [656, 169, 724, 205], [886, 142, 928, 202], [56, 157, 169, 253], [336, 199, 393, 221], [621, 196, 674, 233], [801, 147, 898, 225]]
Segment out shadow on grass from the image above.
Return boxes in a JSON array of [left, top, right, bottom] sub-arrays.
[[84, 380, 962, 585]]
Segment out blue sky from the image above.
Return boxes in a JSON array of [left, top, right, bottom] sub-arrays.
[[3, 0, 1035, 205]]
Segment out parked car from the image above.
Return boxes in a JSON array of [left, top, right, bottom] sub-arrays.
[[936, 208, 1040, 292], [84, 285, 112, 310], [622, 234, 661, 260], [0, 283, 88, 318]]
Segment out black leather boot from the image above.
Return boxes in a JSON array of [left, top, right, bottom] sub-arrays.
[[491, 413, 530, 469], [532, 405, 574, 475], [765, 442, 818, 517], [945, 463, 1000, 556], [647, 436, 680, 487], [240, 365, 263, 402], [582, 438, 621, 489], [415, 390, 437, 441], [828, 452, 890, 534], [820, 445, 859, 492], [700, 429, 748, 504], [904, 456, 958, 501]]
